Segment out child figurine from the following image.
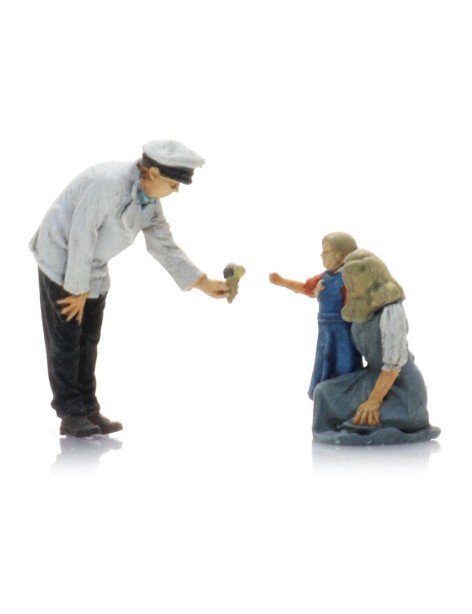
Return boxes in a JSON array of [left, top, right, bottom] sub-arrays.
[[30, 140, 231, 438], [269, 232, 362, 400]]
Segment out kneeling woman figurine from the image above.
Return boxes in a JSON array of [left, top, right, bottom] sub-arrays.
[[312, 249, 440, 445]]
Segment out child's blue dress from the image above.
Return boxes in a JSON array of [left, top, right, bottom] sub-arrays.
[[307, 271, 362, 400]]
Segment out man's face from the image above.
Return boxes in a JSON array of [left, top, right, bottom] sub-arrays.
[[321, 241, 344, 272], [141, 167, 180, 198]]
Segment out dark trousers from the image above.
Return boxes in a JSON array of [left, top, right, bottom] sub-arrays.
[[38, 270, 107, 418]]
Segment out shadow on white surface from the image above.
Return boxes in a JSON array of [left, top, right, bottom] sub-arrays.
[[312, 439, 441, 475], [51, 436, 123, 475]]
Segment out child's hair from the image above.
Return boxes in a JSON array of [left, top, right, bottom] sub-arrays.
[[322, 232, 358, 257]]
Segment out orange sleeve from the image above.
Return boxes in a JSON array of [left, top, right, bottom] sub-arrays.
[[304, 274, 323, 297]]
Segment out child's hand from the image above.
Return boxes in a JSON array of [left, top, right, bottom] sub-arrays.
[[269, 272, 283, 285]]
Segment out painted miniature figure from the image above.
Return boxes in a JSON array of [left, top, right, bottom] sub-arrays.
[[269, 232, 362, 400], [30, 140, 230, 438], [312, 249, 441, 445]]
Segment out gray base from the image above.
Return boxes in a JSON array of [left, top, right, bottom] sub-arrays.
[[313, 424, 441, 446]]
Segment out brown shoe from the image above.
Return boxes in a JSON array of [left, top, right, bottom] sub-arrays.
[[88, 411, 123, 435], [60, 415, 101, 438]]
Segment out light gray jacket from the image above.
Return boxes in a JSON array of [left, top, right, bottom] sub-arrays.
[[30, 161, 203, 297]]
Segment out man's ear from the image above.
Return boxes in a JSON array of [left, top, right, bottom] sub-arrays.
[[148, 167, 162, 181]]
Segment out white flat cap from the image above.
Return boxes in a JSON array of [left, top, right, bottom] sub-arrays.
[[142, 140, 205, 184], [143, 140, 205, 169]]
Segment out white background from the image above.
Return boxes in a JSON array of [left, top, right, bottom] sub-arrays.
[[1, 1, 471, 612]]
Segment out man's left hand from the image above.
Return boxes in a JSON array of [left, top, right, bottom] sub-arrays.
[[56, 291, 90, 323]]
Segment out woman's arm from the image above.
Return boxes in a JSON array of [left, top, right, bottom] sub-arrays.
[[352, 303, 408, 426], [352, 370, 399, 426]]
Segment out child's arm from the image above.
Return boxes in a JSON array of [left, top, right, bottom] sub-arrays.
[[269, 272, 308, 295], [305, 274, 324, 297]]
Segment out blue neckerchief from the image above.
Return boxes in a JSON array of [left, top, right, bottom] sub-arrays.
[[137, 187, 153, 206]]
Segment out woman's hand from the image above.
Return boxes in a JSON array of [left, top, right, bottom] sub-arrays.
[[56, 291, 90, 323], [351, 370, 399, 426], [352, 400, 381, 426]]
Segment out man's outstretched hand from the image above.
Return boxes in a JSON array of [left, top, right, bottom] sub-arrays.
[[193, 275, 230, 299]]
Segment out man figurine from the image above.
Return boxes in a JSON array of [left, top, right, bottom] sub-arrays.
[[30, 140, 230, 437]]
